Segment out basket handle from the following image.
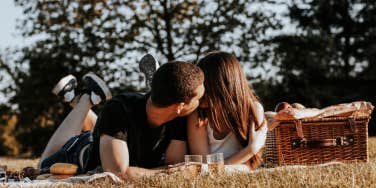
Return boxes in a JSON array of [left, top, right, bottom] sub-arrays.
[[292, 135, 354, 149]]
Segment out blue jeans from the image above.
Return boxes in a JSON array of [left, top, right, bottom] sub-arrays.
[[40, 131, 93, 174]]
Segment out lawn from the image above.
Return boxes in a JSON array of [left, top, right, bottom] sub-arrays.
[[2, 137, 376, 187]]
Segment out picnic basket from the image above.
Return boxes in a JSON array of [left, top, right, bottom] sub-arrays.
[[263, 115, 371, 167]]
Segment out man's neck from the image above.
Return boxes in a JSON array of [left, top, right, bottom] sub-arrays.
[[146, 97, 177, 128]]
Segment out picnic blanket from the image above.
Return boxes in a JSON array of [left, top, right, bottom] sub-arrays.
[[2, 165, 250, 187], [1, 163, 345, 187], [1, 172, 122, 188]]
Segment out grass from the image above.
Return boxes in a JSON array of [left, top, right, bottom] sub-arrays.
[[2, 137, 376, 187]]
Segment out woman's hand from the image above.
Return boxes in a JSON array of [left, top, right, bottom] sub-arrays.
[[247, 120, 268, 155]]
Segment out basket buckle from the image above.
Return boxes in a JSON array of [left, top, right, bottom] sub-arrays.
[[347, 116, 358, 133], [294, 120, 304, 139]]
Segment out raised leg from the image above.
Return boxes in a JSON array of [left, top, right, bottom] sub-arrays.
[[39, 72, 112, 168], [39, 94, 92, 166]]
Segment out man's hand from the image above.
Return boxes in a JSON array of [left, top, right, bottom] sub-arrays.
[[165, 162, 185, 174], [163, 162, 201, 177], [247, 121, 267, 155]]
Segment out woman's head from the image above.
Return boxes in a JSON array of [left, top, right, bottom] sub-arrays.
[[197, 51, 260, 135], [197, 51, 263, 169]]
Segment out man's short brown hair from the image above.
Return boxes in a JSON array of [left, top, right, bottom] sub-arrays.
[[151, 61, 204, 107]]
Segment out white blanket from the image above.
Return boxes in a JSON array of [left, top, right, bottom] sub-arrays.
[[1, 172, 122, 188], [2, 163, 342, 187]]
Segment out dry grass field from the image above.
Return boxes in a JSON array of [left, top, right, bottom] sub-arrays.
[[2, 137, 376, 187]]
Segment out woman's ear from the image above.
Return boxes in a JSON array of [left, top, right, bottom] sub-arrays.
[[176, 102, 185, 115], [199, 100, 208, 108], [199, 95, 209, 108]]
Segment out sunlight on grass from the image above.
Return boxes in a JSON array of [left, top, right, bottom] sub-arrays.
[[2, 137, 376, 187]]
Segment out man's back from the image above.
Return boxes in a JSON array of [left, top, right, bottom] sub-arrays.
[[89, 92, 187, 170]]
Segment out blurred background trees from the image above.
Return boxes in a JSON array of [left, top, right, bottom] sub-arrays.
[[0, 0, 375, 156], [0, 0, 279, 156], [266, 0, 376, 135]]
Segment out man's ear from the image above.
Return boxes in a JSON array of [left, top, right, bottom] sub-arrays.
[[176, 102, 185, 115]]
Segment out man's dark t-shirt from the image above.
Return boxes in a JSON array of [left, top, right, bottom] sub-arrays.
[[88, 93, 187, 169]]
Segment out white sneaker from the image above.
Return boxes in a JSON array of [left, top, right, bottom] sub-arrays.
[[81, 72, 112, 105], [139, 54, 159, 90], [52, 75, 78, 103]]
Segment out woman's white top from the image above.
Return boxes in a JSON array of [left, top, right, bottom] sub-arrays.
[[207, 124, 243, 158]]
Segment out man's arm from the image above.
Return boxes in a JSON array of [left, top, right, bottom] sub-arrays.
[[165, 140, 187, 165], [100, 134, 162, 179]]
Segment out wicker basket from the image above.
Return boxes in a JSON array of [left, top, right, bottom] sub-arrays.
[[263, 116, 371, 167]]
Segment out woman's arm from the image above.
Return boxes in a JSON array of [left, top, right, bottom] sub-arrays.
[[187, 110, 210, 155], [224, 102, 267, 165]]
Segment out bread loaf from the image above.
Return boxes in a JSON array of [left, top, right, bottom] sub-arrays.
[[291, 103, 305, 109], [50, 163, 78, 175]]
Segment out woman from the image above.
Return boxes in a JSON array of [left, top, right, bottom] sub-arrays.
[[187, 51, 267, 170]]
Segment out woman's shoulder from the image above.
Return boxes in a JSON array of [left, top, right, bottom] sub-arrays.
[[254, 101, 263, 110], [252, 100, 265, 124], [187, 109, 208, 128], [248, 99, 264, 113]]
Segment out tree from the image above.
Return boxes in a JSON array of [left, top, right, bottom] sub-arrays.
[[0, 0, 279, 155], [270, 0, 376, 135]]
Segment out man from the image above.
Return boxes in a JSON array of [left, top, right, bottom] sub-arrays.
[[88, 61, 205, 178], [38, 59, 204, 179]]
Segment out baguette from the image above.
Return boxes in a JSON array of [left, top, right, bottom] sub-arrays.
[[274, 108, 323, 120]]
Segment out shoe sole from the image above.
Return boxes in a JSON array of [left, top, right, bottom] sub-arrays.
[[52, 74, 76, 95], [139, 54, 159, 73], [83, 72, 112, 100]]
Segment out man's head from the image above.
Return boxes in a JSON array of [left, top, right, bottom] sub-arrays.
[[151, 61, 205, 116]]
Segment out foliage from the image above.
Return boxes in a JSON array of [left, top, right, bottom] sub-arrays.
[[0, 0, 279, 155], [268, 0, 376, 135], [0, 105, 20, 156], [1, 0, 375, 156]]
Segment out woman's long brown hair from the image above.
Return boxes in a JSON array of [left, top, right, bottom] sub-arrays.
[[197, 51, 263, 170]]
